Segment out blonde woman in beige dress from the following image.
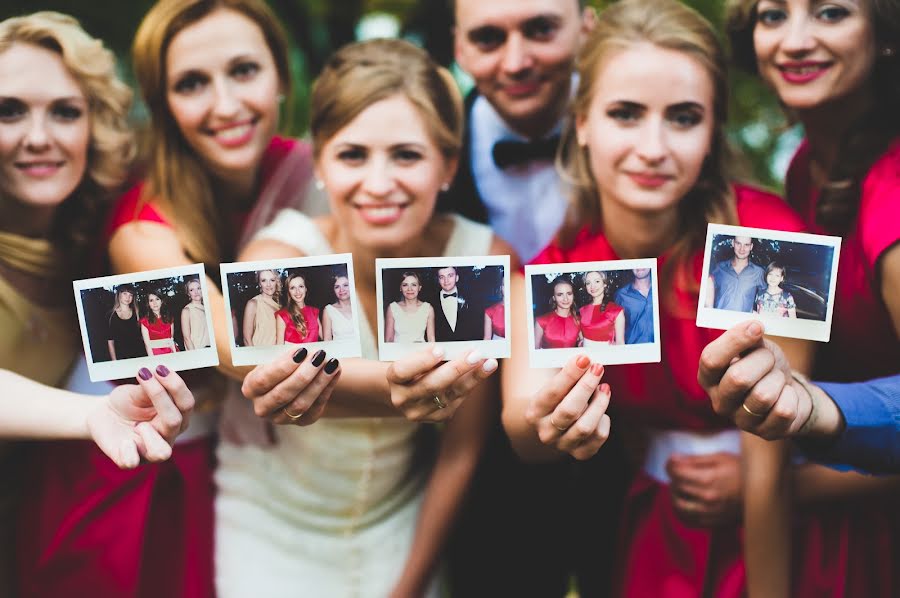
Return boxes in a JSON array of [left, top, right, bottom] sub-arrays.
[[241, 269, 280, 346], [180, 278, 209, 350]]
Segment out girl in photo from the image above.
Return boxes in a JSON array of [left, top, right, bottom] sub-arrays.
[[322, 273, 354, 341], [385, 271, 435, 344], [180, 278, 209, 350], [140, 290, 177, 356], [276, 271, 321, 344], [534, 276, 582, 349], [580, 270, 625, 346], [242, 269, 280, 346], [107, 283, 147, 360], [754, 261, 796, 318]]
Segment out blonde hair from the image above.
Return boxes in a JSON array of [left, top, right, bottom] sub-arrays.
[[0, 11, 134, 254], [558, 0, 737, 300], [310, 38, 463, 161], [257, 269, 282, 303], [132, 0, 291, 270]]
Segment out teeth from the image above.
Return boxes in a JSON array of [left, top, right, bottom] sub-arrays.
[[216, 124, 252, 141], [786, 66, 824, 74], [360, 205, 402, 219]]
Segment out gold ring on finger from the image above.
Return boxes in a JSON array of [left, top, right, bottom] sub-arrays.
[[549, 414, 569, 432], [433, 395, 447, 409], [741, 402, 765, 418], [283, 406, 304, 421]]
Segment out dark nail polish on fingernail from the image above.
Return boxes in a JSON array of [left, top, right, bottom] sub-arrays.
[[138, 367, 152, 381], [324, 358, 339, 374], [156, 365, 170, 377], [311, 349, 326, 367], [293, 347, 308, 364]]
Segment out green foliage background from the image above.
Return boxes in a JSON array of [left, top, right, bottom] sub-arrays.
[[1, 0, 790, 191]]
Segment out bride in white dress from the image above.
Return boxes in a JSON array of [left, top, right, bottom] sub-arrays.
[[385, 271, 435, 343], [322, 274, 355, 341]]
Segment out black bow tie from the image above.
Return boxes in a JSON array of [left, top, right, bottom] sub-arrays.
[[442, 292, 458, 299], [492, 135, 561, 170]]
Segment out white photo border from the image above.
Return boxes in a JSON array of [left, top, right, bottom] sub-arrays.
[[220, 253, 362, 366], [375, 255, 512, 362], [525, 258, 661, 369], [73, 263, 219, 382], [696, 223, 842, 342]]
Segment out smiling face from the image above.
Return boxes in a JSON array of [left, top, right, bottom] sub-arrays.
[[766, 266, 785, 287], [400, 275, 421, 300], [118, 290, 134, 306], [632, 267, 651, 280], [575, 43, 715, 220], [438, 267, 459, 293], [165, 8, 281, 188], [583, 270, 606, 300], [732, 235, 753, 260], [317, 94, 455, 251], [187, 280, 202, 302], [552, 281, 575, 311], [287, 275, 306, 305], [0, 43, 89, 210], [333, 275, 350, 301], [148, 293, 162, 315], [752, 0, 877, 112], [258, 270, 278, 297], [454, 0, 591, 137]]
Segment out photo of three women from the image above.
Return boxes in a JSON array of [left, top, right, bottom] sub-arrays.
[[229, 266, 353, 347], [383, 265, 505, 343], [80, 276, 209, 362], [532, 269, 655, 350]]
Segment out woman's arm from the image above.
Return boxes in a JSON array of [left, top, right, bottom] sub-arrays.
[[614, 310, 625, 345], [534, 321, 543, 350], [140, 324, 153, 356], [484, 313, 492, 341], [243, 300, 257, 347], [168, 321, 177, 352], [878, 244, 900, 338], [425, 304, 435, 343], [181, 307, 195, 350], [385, 303, 396, 343], [390, 371, 495, 597], [322, 309, 333, 341], [317, 316, 323, 341], [275, 315, 286, 345], [706, 276, 716, 308], [107, 340, 118, 361]]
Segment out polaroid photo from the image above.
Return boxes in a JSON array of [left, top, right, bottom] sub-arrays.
[[220, 253, 362, 366], [697, 224, 841, 342], [73, 264, 219, 382], [524, 259, 661, 369], [375, 255, 511, 362]]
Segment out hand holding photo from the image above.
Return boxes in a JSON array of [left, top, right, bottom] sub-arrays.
[[376, 256, 511, 361], [524, 259, 661, 369], [220, 254, 362, 366], [697, 224, 841, 341], [73, 264, 219, 382]]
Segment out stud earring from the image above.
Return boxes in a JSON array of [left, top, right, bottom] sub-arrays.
[[314, 179, 324, 191], [883, 47, 895, 57], [440, 182, 450, 192]]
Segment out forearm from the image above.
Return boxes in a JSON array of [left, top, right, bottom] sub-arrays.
[[321, 358, 403, 417], [0, 370, 98, 440], [742, 433, 792, 598], [792, 463, 900, 503]]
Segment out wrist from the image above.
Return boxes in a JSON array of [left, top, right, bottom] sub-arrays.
[[792, 371, 844, 440]]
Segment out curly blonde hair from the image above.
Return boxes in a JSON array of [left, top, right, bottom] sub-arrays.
[[0, 11, 134, 254]]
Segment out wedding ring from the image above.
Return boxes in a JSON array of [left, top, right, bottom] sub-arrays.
[[283, 406, 304, 421], [549, 414, 569, 432], [433, 395, 447, 409], [741, 402, 765, 418]]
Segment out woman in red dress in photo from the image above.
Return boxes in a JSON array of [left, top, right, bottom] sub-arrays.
[[140, 290, 178, 356], [534, 277, 581, 349], [579, 271, 624, 346], [276, 271, 321, 344]]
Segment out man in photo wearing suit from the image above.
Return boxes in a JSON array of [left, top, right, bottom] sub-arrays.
[[434, 266, 481, 341]]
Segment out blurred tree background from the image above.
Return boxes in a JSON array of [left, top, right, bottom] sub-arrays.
[[1, 0, 796, 191]]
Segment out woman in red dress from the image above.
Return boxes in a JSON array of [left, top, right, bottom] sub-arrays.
[[502, 1, 815, 596], [140, 290, 178, 356], [534, 277, 581, 349], [276, 271, 321, 344], [724, 1, 900, 596], [579, 271, 624, 346]]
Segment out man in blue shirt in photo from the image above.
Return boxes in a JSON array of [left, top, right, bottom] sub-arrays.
[[707, 235, 765, 312], [615, 267, 654, 344]]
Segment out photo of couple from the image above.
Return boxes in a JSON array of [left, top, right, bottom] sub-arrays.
[[531, 268, 655, 350], [381, 265, 506, 344], [705, 234, 834, 321], [79, 275, 210, 364]]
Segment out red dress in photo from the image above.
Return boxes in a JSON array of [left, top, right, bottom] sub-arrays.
[[485, 301, 505, 338], [780, 138, 900, 598], [535, 311, 580, 348], [139, 316, 176, 355], [16, 136, 312, 598], [532, 185, 805, 598], [579, 302, 623, 343], [276, 305, 320, 344]]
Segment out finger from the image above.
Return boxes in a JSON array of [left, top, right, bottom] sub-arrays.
[[732, 367, 787, 430], [715, 346, 777, 415], [242, 346, 310, 400], [753, 383, 802, 440], [135, 421, 173, 462], [151, 365, 195, 414], [529, 354, 592, 418], [387, 345, 446, 385], [390, 350, 483, 419], [268, 353, 339, 422], [440, 357, 499, 409], [698, 320, 766, 394], [135, 368, 183, 440], [95, 432, 140, 470], [296, 369, 342, 425], [556, 381, 611, 454], [542, 362, 605, 436]]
